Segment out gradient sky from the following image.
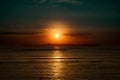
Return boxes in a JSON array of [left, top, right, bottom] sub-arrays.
[[0, 0, 120, 45]]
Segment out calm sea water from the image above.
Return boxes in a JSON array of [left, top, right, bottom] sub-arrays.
[[0, 46, 120, 80]]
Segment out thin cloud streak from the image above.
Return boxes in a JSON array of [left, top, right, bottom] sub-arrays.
[[64, 33, 92, 37], [0, 32, 43, 35], [0, 31, 92, 37]]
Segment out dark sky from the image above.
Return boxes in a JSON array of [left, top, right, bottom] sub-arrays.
[[0, 0, 120, 45]]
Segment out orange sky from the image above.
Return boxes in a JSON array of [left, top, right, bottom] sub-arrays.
[[0, 33, 96, 46], [0, 22, 120, 46], [0, 31, 120, 46]]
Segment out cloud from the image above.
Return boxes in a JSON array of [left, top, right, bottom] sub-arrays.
[[39, 0, 47, 2], [57, 0, 83, 5], [37, 0, 83, 5], [0, 31, 92, 38], [0, 32, 43, 35], [64, 32, 92, 37], [0, 0, 83, 8]]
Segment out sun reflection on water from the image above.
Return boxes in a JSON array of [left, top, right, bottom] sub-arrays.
[[51, 48, 64, 79]]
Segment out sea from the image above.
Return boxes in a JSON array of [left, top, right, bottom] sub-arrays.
[[0, 45, 120, 80]]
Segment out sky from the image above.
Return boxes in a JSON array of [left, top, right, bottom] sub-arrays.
[[0, 0, 120, 45]]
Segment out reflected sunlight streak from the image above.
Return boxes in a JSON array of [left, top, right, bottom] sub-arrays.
[[51, 49, 64, 78]]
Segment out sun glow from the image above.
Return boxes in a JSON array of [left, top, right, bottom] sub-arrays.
[[43, 21, 69, 44], [55, 33, 60, 39]]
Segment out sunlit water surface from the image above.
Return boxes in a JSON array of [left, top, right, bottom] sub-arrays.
[[0, 46, 120, 80]]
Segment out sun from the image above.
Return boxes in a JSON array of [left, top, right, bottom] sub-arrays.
[[55, 33, 60, 39]]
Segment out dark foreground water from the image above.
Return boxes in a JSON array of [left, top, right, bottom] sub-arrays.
[[0, 46, 120, 80]]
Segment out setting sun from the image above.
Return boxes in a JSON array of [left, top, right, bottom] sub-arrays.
[[55, 33, 60, 39], [43, 21, 69, 44]]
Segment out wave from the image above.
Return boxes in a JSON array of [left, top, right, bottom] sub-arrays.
[[0, 46, 120, 52]]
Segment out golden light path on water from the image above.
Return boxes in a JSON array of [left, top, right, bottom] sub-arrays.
[[51, 47, 64, 79]]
